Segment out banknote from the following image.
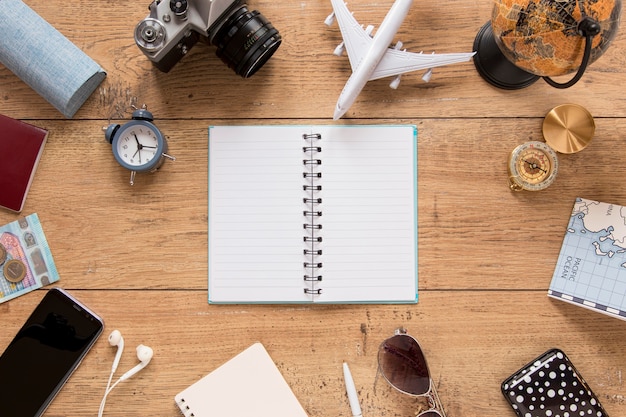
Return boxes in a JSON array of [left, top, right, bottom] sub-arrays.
[[0, 213, 59, 303]]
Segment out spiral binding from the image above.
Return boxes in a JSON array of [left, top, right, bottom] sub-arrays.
[[175, 397, 193, 417], [303, 133, 323, 295]]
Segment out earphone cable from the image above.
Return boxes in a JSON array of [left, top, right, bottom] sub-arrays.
[[98, 370, 121, 417], [98, 374, 122, 417]]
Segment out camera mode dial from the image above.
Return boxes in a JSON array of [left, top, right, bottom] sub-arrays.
[[135, 18, 167, 51], [169, 0, 188, 18]]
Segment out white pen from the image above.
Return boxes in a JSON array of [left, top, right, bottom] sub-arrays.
[[343, 362, 363, 417]]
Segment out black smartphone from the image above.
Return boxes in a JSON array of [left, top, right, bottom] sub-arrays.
[[0, 287, 104, 417], [501, 348, 608, 417]]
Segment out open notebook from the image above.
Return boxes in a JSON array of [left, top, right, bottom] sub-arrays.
[[175, 343, 308, 417], [208, 125, 418, 303]]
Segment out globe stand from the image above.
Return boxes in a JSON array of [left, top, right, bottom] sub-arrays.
[[472, 22, 539, 90]]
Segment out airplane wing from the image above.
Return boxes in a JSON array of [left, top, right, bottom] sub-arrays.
[[329, 0, 475, 80], [370, 50, 476, 81], [329, 0, 373, 71]]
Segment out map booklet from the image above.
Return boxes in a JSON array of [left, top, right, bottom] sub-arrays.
[[0, 213, 60, 303], [548, 197, 626, 321]]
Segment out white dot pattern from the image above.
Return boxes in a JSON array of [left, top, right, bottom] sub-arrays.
[[502, 349, 607, 417]]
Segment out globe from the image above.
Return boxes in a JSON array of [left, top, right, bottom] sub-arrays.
[[473, 0, 621, 89]]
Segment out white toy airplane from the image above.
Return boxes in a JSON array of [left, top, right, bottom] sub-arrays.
[[326, 0, 476, 119]]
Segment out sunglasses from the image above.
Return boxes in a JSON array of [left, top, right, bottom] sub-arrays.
[[377, 328, 447, 417]]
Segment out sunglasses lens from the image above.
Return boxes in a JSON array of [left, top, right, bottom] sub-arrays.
[[378, 334, 431, 395], [418, 412, 442, 417]]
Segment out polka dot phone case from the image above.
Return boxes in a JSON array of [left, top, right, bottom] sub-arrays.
[[501, 348, 608, 417]]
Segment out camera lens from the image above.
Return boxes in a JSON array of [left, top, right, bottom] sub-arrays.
[[212, 6, 281, 78]]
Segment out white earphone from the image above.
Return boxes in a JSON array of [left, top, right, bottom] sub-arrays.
[[98, 330, 153, 417], [119, 344, 154, 381], [108, 329, 124, 373]]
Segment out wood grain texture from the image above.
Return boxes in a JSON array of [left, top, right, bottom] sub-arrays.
[[1, 0, 625, 416], [1, 290, 625, 417]]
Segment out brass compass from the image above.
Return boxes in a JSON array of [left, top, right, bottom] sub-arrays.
[[508, 141, 559, 191], [508, 104, 595, 192], [543, 104, 595, 154]]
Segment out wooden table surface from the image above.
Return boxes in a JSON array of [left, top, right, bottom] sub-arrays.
[[1, 1, 625, 416]]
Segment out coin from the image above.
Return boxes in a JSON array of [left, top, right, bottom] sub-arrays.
[[0, 244, 6, 265], [4, 259, 26, 283]]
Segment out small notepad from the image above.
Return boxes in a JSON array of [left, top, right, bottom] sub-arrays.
[[174, 343, 308, 417], [208, 125, 418, 303]]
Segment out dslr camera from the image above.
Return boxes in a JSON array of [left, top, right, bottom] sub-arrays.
[[134, 0, 281, 77]]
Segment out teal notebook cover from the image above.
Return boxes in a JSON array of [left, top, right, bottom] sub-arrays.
[[208, 125, 417, 304]]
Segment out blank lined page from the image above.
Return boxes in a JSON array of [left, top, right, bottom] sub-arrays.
[[208, 125, 417, 303], [314, 126, 417, 302]]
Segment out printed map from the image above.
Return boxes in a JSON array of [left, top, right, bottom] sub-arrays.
[[549, 197, 626, 320]]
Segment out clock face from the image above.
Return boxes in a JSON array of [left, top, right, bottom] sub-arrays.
[[112, 121, 164, 171], [508, 141, 558, 191]]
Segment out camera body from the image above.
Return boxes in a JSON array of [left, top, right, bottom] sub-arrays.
[[134, 0, 281, 77]]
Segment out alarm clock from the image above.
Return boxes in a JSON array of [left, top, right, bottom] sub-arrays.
[[104, 107, 175, 185]]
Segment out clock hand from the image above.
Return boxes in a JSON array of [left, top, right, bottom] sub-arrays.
[[524, 159, 547, 173], [133, 134, 143, 163]]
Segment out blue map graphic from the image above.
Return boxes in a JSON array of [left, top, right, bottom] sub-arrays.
[[548, 197, 626, 320]]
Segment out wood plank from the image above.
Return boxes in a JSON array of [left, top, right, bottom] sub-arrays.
[[2, 118, 626, 291], [1, 1, 625, 416], [1, 289, 624, 416], [0, 1, 624, 119]]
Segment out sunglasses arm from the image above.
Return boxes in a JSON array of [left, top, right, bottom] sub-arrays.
[[426, 381, 447, 417]]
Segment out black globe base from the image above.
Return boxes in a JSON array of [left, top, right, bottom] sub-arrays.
[[473, 21, 539, 90]]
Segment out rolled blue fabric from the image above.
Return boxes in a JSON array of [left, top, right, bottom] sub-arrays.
[[0, 0, 106, 118]]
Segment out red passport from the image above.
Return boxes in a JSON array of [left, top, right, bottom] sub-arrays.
[[0, 114, 48, 212]]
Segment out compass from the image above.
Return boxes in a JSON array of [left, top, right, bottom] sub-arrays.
[[543, 104, 595, 154], [508, 141, 559, 191]]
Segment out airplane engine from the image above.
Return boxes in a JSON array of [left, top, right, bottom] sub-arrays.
[[324, 12, 335, 26], [334, 42, 345, 56], [422, 68, 433, 82], [389, 75, 402, 89]]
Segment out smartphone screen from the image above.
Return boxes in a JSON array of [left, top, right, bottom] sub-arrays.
[[0, 288, 104, 417]]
